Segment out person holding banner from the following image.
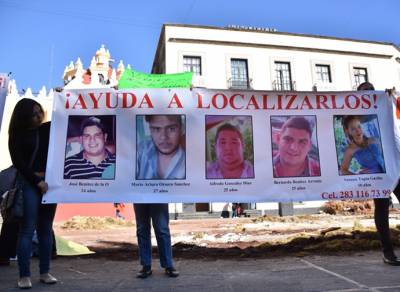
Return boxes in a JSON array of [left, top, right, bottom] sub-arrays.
[[8, 98, 57, 288], [133, 204, 179, 278], [273, 116, 320, 178], [64, 116, 116, 180], [356, 82, 400, 265], [207, 123, 254, 179], [136, 115, 185, 180], [134, 115, 181, 278]]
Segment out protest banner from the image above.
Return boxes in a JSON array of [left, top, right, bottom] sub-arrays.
[[390, 90, 400, 153], [0, 74, 9, 131], [118, 69, 193, 89], [44, 88, 400, 203]]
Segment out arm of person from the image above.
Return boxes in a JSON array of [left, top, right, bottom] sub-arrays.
[[8, 134, 42, 187], [340, 148, 355, 175]]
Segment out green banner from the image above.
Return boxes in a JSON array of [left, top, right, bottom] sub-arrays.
[[118, 69, 193, 89]]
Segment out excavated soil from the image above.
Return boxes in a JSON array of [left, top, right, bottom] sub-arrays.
[[54, 211, 400, 261]]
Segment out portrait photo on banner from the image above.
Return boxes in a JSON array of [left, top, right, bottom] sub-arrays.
[[333, 114, 386, 176], [205, 115, 255, 179], [271, 115, 321, 178], [63, 115, 116, 180], [136, 114, 186, 180]]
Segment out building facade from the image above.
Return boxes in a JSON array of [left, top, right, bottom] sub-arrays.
[[152, 24, 400, 92], [151, 24, 400, 216]]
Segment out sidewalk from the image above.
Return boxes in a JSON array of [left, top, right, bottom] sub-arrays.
[[1, 251, 400, 291]]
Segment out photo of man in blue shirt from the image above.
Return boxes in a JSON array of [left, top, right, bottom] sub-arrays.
[[136, 115, 185, 180]]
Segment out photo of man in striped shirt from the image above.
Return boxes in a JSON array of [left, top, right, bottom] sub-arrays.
[[64, 116, 116, 179]]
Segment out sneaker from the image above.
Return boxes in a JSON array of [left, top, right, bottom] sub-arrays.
[[18, 277, 32, 289], [136, 266, 152, 279], [165, 267, 179, 278], [383, 254, 400, 266], [39, 273, 57, 284]]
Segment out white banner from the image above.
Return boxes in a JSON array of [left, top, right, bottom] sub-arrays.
[[390, 91, 400, 153], [0, 74, 9, 132], [44, 89, 400, 203]]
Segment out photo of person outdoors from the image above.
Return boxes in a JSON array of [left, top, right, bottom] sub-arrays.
[[206, 115, 254, 179], [271, 115, 321, 178], [136, 115, 186, 180], [63, 115, 116, 179], [334, 115, 386, 175]]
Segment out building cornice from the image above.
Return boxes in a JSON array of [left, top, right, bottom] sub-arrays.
[[168, 38, 393, 59], [164, 23, 398, 48]]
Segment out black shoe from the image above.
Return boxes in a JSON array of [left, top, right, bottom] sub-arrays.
[[136, 266, 152, 278], [0, 257, 10, 266], [165, 267, 179, 278], [383, 254, 400, 266]]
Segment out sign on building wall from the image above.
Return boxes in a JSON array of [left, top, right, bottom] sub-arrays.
[[44, 89, 400, 203], [0, 74, 9, 131]]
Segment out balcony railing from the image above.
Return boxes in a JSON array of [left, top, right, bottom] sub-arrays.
[[272, 80, 296, 91], [228, 78, 252, 89]]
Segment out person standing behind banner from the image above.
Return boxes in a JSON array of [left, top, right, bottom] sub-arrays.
[[357, 81, 400, 265], [8, 98, 58, 288], [133, 204, 179, 278], [134, 115, 180, 278]]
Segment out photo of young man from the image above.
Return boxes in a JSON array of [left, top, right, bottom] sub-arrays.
[[271, 115, 320, 178], [64, 116, 116, 179], [206, 115, 254, 179], [136, 115, 185, 180]]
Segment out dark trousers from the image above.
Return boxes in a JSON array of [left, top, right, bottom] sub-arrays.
[[374, 182, 400, 256], [0, 219, 19, 259], [134, 203, 173, 268]]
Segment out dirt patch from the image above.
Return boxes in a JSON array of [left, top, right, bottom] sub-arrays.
[[60, 216, 135, 230], [54, 213, 400, 261], [321, 200, 374, 215], [84, 228, 398, 261]]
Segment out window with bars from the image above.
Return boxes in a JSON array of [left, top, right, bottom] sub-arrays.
[[274, 62, 292, 90], [353, 67, 368, 87], [230, 59, 249, 88], [315, 64, 332, 83], [183, 56, 202, 76]]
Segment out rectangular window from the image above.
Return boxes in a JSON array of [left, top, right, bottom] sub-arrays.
[[315, 64, 332, 83], [353, 67, 368, 87], [230, 59, 249, 89], [274, 62, 292, 90], [183, 56, 201, 76]]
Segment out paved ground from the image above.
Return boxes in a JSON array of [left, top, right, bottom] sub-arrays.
[[1, 251, 400, 291]]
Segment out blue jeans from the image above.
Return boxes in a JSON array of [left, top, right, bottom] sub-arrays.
[[133, 204, 173, 268], [17, 177, 57, 277]]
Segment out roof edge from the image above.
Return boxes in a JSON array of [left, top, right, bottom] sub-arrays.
[[163, 23, 397, 48]]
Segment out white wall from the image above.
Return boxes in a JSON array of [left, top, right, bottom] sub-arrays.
[[162, 25, 400, 91]]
